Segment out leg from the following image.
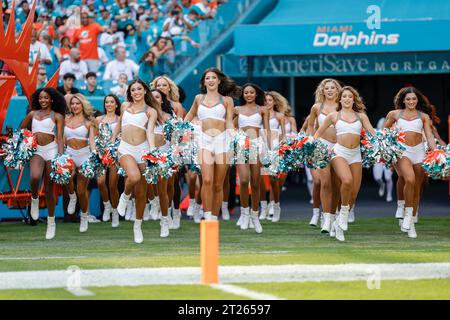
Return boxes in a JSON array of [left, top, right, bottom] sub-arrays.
[[250, 163, 261, 211], [97, 174, 109, 203], [108, 169, 119, 208], [412, 164, 425, 216], [43, 161, 56, 217], [331, 158, 353, 206], [349, 162, 362, 208], [76, 173, 90, 213], [133, 164, 148, 221], [200, 149, 214, 213], [384, 168, 394, 202], [396, 157, 416, 231], [237, 164, 250, 209], [211, 153, 229, 216], [29, 155, 45, 198], [157, 178, 169, 216]]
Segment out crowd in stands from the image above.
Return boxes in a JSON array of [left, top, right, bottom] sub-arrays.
[[0, 0, 228, 97]]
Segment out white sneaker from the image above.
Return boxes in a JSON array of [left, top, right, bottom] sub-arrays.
[[88, 215, 100, 223], [80, 214, 88, 233], [143, 202, 150, 221], [395, 201, 405, 219], [133, 220, 143, 244], [259, 202, 268, 220], [221, 204, 230, 220], [30, 197, 39, 220], [236, 207, 244, 226], [267, 202, 274, 220], [386, 194, 393, 202], [150, 199, 159, 220], [348, 207, 355, 224], [160, 216, 170, 238], [168, 208, 174, 229], [401, 207, 413, 231], [272, 203, 281, 222], [329, 215, 337, 237], [333, 221, 345, 242], [309, 211, 320, 227], [321, 213, 331, 233], [338, 206, 350, 231], [250, 211, 263, 234], [187, 200, 195, 217], [67, 193, 77, 215], [117, 193, 131, 217], [320, 212, 324, 229], [111, 209, 119, 228], [240, 208, 250, 230], [193, 203, 202, 223], [378, 181, 385, 197], [172, 209, 181, 229], [408, 218, 417, 238], [46, 217, 56, 240], [125, 199, 133, 221], [248, 217, 255, 229], [102, 201, 112, 222]]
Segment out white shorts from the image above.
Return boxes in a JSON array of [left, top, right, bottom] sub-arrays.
[[319, 138, 336, 150], [66, 146, 91, 168], [332, 143, 361, 165], [401, 143, 426, 165], [118, 140, 149, 164], [199, 131, 230, 155], [35, 141, 58, 162]]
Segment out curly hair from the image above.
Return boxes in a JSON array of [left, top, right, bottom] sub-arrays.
[[336, 86, 366, 113], [151, 89, 173, 125], [314, 78, 342, 103], [239, 83, 265, 107], [30, 87, 68, 115], [127, 79, 158, 110], [69, 93, 94, 120], [265, 91, 288, 114], [103, 94, 121, 116], [429, 105, 440, 125], [200, 67, 241, 98], [151, 75, 180, 102], [394, 86, 432, 117]]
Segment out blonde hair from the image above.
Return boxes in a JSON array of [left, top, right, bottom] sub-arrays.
[[69, 93, 94, 120], [336, 86, 366, 113], [314, 78, 342, 103], [285, 105, 294, 117], [266, 91, 288, 114], [151, 75, 180, 102]]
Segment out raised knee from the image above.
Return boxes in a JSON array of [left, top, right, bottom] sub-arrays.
[[128, 172, 141, 185], [341, 178, 352, 189]]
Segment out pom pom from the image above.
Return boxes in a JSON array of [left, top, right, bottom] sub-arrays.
[[141, 148, 175, 184], [79, 152, 105, 179], [3, 129, 37, 170], [422, 145, 450, 180], [230, 130, 251, 164], [360, 128, 406, 168], [50, 154, 75, 185], [95, 123, 120, 168], [117, 166, 127, 177]]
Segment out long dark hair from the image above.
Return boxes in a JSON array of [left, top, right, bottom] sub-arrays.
[[151, 89, 173, 116], [200, 67, 241, 98], [126, 79, 158, 110], [31, 87, 68, 115], [239, 83, 265, 106], [103, 94, 121, 116], [139, 50, 156, 65], [394, 86, 431, 116]]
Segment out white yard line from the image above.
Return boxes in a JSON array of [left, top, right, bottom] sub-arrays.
[[0, 263, 449, 293], [0, 256, 87, 261], [210, 284, 283, 300]]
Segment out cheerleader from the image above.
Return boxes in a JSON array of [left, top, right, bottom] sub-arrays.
[[113, 79, 158, 244], [186, 117, 203, 222], [373, 117, 394, 203], [184, 68, 238, 220], [94, 94, 121, 227], [384, 87, 437, 238], [277, 106, 297, 194], [234, 83, 270, 233], [261, 91, 286, 222], [307, 79, 342, 232], [19, 88, 66, 240], [314, 86, 376, 241]]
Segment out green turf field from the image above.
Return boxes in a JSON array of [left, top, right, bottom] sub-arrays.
[[0, 217, 449, 299]]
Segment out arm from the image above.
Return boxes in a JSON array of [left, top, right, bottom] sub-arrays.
[[431, 126, 446, 145], [313, 113, 335, 139], [307, 104, 319, 135], [146, 108, 157, 149], [88, 120, 96, 151], [290, 117, 298, 133], [383, 110, 397, 129], [103, 63, 112, 80], [20, 112, 34, 130], [184, 95, 200, 122], [262, 107, 272, 150], [423, 115, 437, 150], [300, 116, 309, 133], [224, 96, 235, 131], [360, 113, 376, 136], [278, 113, 286, 141], [55, 113, 65, 154]]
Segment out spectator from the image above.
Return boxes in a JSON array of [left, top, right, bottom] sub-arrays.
[[96, 5, 112, 27], [40, 34, 60, 78], [180, 0, 192, 15], [80, 72, 104, 96], [103, 45, 139, 81], [192, 0, 216, 19], [148, 6, 164, 39], [98, 46, 110, 69], [111, 0, 134, 32], [150, 36, 174, 75], [59, 48, 89, 80], [110, 72, 128, 98], [136, 17, 155, 61], [36, 67, 48, 89], [72, 11, 105, 73], [124, 24, 138, 59], [138, 50, 156, 84], [99, 20, 125, 59], [58, 36, 72, 62], [57, 72, 80, 95], [29, 28, 52, 71], [17, 0, 31, 24]]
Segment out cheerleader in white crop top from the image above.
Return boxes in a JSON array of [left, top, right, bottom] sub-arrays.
[[114, 80, 158, 244], [94, 94, 121, 226], [384, 86, 437, 239], [184, 68, 236, 221], [314, 86, 376, 242], [64, 94, 97, 234], [19, 88, 66, 240]]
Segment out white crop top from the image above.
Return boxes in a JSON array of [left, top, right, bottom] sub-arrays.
[[335, 112, 362, 136], [285, 121, 292, 134], [32, 112, 55, 135], [65, 123, 89, 141], [197, 95, 226, 122], [396, 110, 423, 134], [238, 107, 262, 129], [317, 103, 335, 128], [269, 117, 280, 130], [122, 107, 149, 131]]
